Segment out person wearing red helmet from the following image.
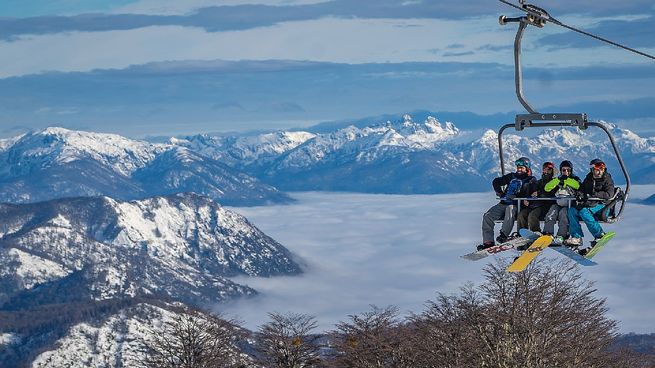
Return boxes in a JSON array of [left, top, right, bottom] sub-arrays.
[[516, 161, 557, 234], [477, 157, 536, 251], [567, 159, 615, 254]]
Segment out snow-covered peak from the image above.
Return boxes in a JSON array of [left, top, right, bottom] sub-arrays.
[[387, 114, 459, 143], [3, 127, 167, 176], [534, 128, 593, 149], [172, 130, 316, 165], [479, 129, 498, 145]]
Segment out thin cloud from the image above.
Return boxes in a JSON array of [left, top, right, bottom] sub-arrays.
[[2, 60, 655, 138], [10, 0, 650, 39]]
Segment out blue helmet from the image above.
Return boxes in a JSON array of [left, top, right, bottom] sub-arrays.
[[514, 157, 531, 169]]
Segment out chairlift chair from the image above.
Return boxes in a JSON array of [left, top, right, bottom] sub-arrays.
[[497, 1, 631, 223]]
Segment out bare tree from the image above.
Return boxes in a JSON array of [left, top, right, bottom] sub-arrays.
[[256, 312, 322, 368], [409, 258, 620, 368], [328, 305, 415, 368], [141, 307, 247, 368]]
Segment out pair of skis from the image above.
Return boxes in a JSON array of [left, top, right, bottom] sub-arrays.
[[462, 229, 616, 272]]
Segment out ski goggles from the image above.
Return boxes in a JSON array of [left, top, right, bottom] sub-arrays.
[[590, 162, 606, 170], [560, 167, 572, 173]]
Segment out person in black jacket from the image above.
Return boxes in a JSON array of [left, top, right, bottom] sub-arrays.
[[517, 161, 557, 233], [478, 157, 536, 250], [566, 159, 615, 253]]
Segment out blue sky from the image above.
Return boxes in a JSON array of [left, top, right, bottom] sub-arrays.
[[1, 0, 654, 137]]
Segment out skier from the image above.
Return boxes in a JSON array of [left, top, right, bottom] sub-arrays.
[[516, 161, 557, 233], [566, 159, 615, 254], [543, 160, 581, 244], [478, 157, 536, 250]]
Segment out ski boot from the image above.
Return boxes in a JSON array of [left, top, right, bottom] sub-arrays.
[[476, 241, 495, 251]]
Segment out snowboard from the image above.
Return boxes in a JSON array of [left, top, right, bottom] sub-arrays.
[[550, 246, 598, 266], [507, 234, 553, 272], [584, 231, 616, 259], [462, 232, 539, 261]]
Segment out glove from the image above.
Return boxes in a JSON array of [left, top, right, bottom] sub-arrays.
[[495, 191, 503, 198], [576, 192, 588, 201]]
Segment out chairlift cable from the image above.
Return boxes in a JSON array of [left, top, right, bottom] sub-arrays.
[[499, 0, 655, 61]]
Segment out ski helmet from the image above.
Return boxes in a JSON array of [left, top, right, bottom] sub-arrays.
[[559, 160, 573, 171], [514, 157, 531, 169]]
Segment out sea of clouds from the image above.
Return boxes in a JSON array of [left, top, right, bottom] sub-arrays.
[[222, 186, 655, 333]]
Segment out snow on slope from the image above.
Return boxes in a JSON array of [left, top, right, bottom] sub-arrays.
[[1, 127, 163, 177], [31, 302, 253, 368], [0, 193, 301, 307]]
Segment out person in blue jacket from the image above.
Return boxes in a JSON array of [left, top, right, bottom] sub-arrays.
[[478, 157, 536, 250]]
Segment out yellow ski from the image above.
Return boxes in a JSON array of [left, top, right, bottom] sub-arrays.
[[507, 235, 553, 273]]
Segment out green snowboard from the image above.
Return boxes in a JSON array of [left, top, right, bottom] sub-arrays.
[[584, 231, 616, 259]]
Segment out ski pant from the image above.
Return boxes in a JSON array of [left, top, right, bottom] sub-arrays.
[[517, 205, 549, 233], [568, 204, 605, 239], [544, 204, 569, 237], [482, 203, 517, 243]]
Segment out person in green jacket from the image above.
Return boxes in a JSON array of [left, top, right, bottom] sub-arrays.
[[543, 160, 581, 244]]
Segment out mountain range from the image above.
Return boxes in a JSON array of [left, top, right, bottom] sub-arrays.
[[0, 127, 291, 206], [173, 114, 655, 194], [1, 119, 653, 204]]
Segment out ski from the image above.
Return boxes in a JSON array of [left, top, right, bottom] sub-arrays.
[[462, 232, 539, 261], [507, 234, 553, 272], [584, 231, 616, 259], [549, 245, 598, 266]]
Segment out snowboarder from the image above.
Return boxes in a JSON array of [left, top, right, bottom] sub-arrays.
[[566, 159, 615, 254], [478, 157, 536, 250], [517, 161, 557, 233], [543, 160, 581, 244]]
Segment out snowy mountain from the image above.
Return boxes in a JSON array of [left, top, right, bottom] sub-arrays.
[[172, 130, 317, 167], [1, 300, 255, 367], [3, 120, 651, 201], [0, 127, 291, 206], [0, 193, 301, 310], [172, 114, 655, 193]]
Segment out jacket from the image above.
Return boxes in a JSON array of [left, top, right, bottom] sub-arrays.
[[578, 171, 614, 208], [526, 173, 558, 208], [545, 174, 581, 207], [493, 172, 536, 205]]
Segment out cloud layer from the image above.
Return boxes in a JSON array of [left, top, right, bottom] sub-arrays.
[[2, 59, 654, 138], [222, 188, 655, 333]]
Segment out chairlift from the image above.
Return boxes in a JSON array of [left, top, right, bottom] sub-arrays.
[[496, 1, 631, 223]]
